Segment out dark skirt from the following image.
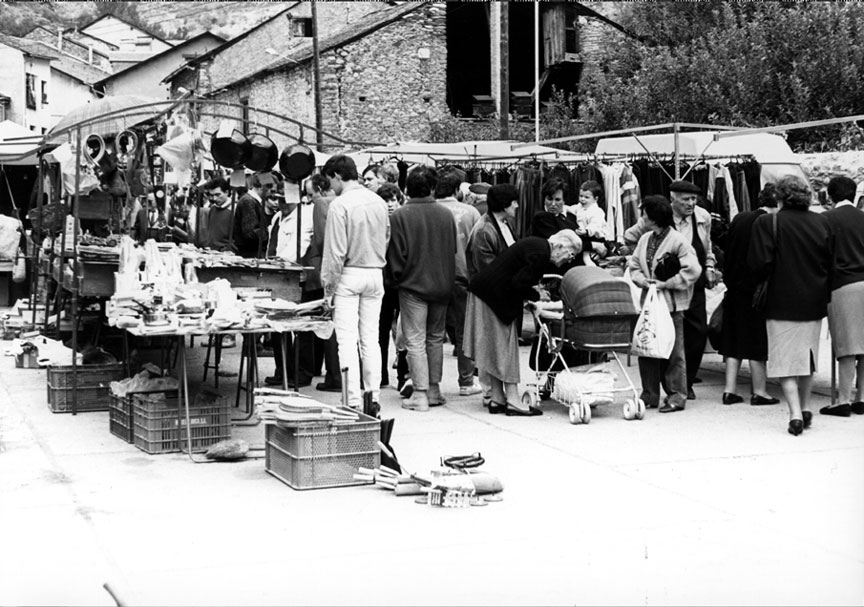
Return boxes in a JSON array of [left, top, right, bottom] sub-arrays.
[[718, 290, 768, 361]]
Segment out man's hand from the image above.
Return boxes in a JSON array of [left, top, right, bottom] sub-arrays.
[[706, 267, 718, 288]]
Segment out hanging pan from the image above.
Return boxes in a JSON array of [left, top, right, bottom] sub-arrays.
[[210, 129, 252, 169], [279, 143, 316, 181], [245, 133, 279, 172]]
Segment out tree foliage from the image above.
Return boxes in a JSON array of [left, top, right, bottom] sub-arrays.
[[580, 2, 864, 152]]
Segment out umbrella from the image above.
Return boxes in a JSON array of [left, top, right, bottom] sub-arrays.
[[47, 95, 174, 142]]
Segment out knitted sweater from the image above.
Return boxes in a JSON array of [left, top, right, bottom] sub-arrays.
[[628, 229, 701, 313], [386, 196, 457, 303]]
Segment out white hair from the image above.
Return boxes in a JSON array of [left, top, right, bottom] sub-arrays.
[[548, 229, 583, 254]]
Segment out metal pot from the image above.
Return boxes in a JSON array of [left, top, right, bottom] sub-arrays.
[[244, 133, 279, 172], [279, 143, 316, 181], [210, 129, 252, 169]]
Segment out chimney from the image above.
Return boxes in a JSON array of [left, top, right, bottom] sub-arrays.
[[57, 27, 62, 51]]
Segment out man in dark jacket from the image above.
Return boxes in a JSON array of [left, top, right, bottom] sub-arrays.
[[386, 166, 457, 412], [233, 173, 272, 258]]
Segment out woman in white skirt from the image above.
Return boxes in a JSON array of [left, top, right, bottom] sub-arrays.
[[748, 175, 834, 436], [823, 176, 864, 416]]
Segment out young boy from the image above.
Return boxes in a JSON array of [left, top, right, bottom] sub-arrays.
[[570, 180, 608, 241]]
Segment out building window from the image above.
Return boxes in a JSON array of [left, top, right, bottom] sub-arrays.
[[564, 6, 580, 55], [240, 97, 250, 136], [292, 18, 313, 37], [25, 74, 37, 109], [41, 80, 48, 105]]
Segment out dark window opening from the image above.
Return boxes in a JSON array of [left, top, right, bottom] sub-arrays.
[[292, 18, 313, 37], [445, 2, 491, 117], [41, 80, 48, 105], [25, 74, 37, 110], [565, 6, 580, 54]]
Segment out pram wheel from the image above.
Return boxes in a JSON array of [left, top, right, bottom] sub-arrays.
[[521, 390, 538, 410], [623, 399, 636, 420], [580, 400, 591, 424], [568, 405, 580, 425], [636, 399, 646, 420]]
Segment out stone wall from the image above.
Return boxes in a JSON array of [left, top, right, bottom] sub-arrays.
[[799, 151, 864, 192]]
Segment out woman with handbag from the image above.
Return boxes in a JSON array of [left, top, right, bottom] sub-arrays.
[[718, 184, 781, 406], [748, 175, 834, 436], [628, 196, 702, 413]]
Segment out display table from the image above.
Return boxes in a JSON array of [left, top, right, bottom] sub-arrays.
[[195, 264, 307, 302], [119, 317, 333, 461]]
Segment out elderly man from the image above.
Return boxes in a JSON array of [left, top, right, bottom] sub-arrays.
[[624, 180, 717, 400], [321, 155, 390, 410], [387, 166, 458, 412]]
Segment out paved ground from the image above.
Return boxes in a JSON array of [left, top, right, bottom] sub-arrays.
[[1, 322, 862, 606]]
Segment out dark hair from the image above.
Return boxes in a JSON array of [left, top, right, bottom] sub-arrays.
[[641, 195, 673, 228], [827, 175, 857, 204], [434, 170, 462, 198], [486, 183, 518, 213], [757, 183, 778, 209], [377, 182, 402, 202], [322, 155, 358, 181], [203, 177, 230, 193], [362, 164, 380, 179], [542, 178, 568, 199], [775, 175, 811, 210], [579, 180, 602, 200], [308, 173, 330, 193], [406, 165, 437, 198]]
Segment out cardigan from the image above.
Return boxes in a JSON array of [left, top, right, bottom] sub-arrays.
[[747, 207, 833, 321], [469, 236, 549, 324], [823, 204, 864, 291], [386, 196, 457, 303], [466, 212, 511, 278], [628, 228, 701, 313]]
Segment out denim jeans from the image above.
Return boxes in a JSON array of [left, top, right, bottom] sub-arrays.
[[333, 268, 384, 408], [398, 289, 447, 392], [638, 311, 687, 407], [446, 280, 476, 387]]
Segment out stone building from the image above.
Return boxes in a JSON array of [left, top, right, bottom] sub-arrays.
[[163, 1, 628, 149]]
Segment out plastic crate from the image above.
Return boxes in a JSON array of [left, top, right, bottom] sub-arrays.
[[47, 363, 126, 413], [132, 393, 230, 454], [264, 415, 381, 490], [109, 389, 181, 444]]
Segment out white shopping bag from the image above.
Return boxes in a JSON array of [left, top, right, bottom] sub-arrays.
[[630, 283, 675, 359]]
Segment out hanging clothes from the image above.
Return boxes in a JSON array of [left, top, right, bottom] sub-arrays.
[[719, 165, 739, 219], [598, 163, 625, 242], [620, 164, 642, 232]]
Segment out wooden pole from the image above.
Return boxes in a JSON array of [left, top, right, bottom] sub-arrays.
[[311, 0, 324, 150], [534, 0, 540, 143], [499, 1, 510, 140]]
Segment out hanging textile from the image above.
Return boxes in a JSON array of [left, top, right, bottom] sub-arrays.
[[620, 164, 642, 231], [512, 166, 542, 239], [599, 163, 625, 242], [719, 165, 739, 219]]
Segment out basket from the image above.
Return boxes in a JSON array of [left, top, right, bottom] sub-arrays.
[[132, 393, 230, 454], [265, 415, 380, 490], [47, 363, 126, 413]]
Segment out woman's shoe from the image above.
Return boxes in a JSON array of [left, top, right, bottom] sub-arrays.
[[750, 394, 780, 406], [820, 403, 851, 417], [488, 401, 508, 415], [802, 410, 813, 429], [722, 392, 744, 405], [504, 404, 543, 417], [788, 419, 804, 436]]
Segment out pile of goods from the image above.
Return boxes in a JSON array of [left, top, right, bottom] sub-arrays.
[[255, 388, 360, 424]]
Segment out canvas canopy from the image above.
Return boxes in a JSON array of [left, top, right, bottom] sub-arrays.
[[348, 140, 585, 168], [0, 120, 43, 166]]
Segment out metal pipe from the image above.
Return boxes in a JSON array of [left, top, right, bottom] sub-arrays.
[[512, 122, 678, 149], [534, 0, 540, 143], [673, 122, 680, 179], [71, 127, 81, 416], [311, 0, 324, 151], [713, 113, 864, 139]]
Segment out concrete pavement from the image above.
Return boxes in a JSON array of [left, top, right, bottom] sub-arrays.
[[0, 323, 862, 606]]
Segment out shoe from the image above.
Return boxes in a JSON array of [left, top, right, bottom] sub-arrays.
[[788, 419, 804, 436], [693, 376, 703, 384], [802, 410, 813, 429], [722, 392, 744, 405], [316, 381, 342, 393], [488, 401, 507, 415], [401, 394, 429, 412], [459, 382, 483, 397], [504, 404, 543, 417], [398, 379, 414, 399], [820, 403, 851, 417], [659, 402, 685, 413], [264, 375, 283, 386], [686, 388, 696, 400], [289, 374, 313, 389], [851, 402, 864, 415], [482, 396, 492, 409], [750, 394, 780, 406]]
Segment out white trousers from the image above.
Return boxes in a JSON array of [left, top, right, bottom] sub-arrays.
[[333, 267, 384, 408]]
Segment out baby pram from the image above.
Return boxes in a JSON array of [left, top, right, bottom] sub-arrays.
[[523, 267, 643, 424]]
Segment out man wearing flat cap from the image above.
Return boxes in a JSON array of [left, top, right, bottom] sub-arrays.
[[624, 180, 717, 401]]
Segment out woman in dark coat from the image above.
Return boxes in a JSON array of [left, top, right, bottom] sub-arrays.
[[719, 185, 780, 406], [748, 175, 834, 436], [464, 230, 583, 416]]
